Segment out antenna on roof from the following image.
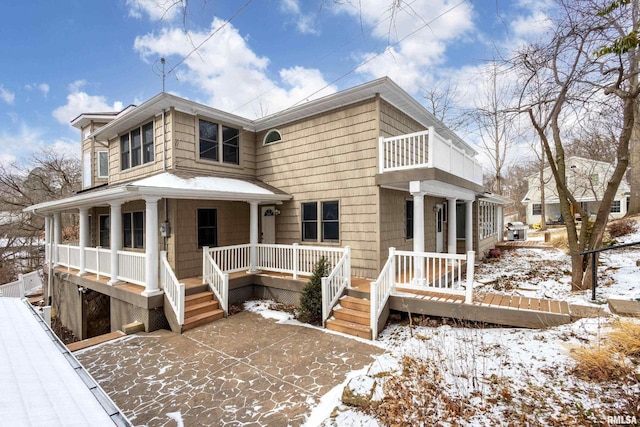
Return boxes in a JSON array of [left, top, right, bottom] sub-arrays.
[[161, 58, 166, 93]]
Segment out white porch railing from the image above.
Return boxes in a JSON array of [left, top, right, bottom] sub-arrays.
[[321, 247, 351, 327], [160, 251, 185, 325], [55, 244, 145, 286], [379, 128, 483, 185], [0, 270, 43, 298], [369, 249, 475, 340], [204, 243, 348, 278], [202, 249, 229, 315], [370, 248, 396, 339], [85, 247, 111, 279]]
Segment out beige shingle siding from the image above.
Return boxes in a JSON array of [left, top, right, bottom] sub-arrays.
[[173, 200, 250, 279], [171, 111, 256, 178], [379, 99, 426, 137], [256, 99, 380, 278]]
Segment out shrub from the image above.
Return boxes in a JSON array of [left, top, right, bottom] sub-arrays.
[[297, 256, 329, 325], [607, 218, 639, 238], [571, 346, 632, 382]]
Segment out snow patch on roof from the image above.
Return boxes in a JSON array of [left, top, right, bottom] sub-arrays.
[[131, 173, 275, 195]]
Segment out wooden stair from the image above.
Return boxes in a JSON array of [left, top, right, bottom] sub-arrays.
[[326, 295, 372, 339], [182, 291, 224, 332]]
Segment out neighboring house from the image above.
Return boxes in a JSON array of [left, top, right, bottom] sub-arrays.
[[25, 77, 507, 339], [522, 156, 630, 226]]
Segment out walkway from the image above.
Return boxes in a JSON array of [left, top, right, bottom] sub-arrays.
[[75, 310, 383, 426]]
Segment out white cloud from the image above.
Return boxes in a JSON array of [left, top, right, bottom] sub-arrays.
[[126, 0, 183, 21], [335, 0, 475, 94], [279, 0, 319, 35], [25, 82, 50, 97], [0, 85, 15, 105], [0, 123, 80, 168], [134, 17, 337, 118], [52, 91, 123, 125]]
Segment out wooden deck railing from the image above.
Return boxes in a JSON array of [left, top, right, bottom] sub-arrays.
[[0, 270, 43, 298], [161, 251, 185, 325], [321, 247, 351, 327], [56, 244, 145, 286], [379, 128, 483, 185], [202, 249, 229, 315], [370, 248, 396, 339]]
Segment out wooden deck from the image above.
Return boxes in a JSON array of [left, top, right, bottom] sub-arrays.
[[495, 240, 554, 250], [67, 331, 125, 352]]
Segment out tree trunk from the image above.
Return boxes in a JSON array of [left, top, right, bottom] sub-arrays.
[[628, 91, 640, 215]]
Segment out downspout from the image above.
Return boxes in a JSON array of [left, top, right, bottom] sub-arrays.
[[162, 109, 167, 171]]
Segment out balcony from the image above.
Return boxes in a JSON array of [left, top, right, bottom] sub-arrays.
[[378, 128, 483, 186]]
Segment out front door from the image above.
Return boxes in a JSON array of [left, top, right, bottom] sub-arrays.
[[436, 204, 444, 252], [261, 206, 276, 243]]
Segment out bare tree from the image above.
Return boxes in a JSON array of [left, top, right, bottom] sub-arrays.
[[0, 149, 80, 283], [473, 62, 521, 195], [512, 0, 639, 291], [420, 78, 469, 132]]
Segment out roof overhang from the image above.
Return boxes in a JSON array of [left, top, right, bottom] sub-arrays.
[[480, 192, 513, 205], [25, 173, 291, 215]]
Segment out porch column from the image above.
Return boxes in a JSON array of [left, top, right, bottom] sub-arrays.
[[44, 215, 51, 267], [142, 197, 162, 296], [53, 212, 61, 266], [465, 200, 473, 252], [249, 201, 259, 273], [78, 207, 89, 276], [412, 191, 425, 281], [108, 201, 122, 285], [497, 205, 504, 241], [447, 197, 457, 254]]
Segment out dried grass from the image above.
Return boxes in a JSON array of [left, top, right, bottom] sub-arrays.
[[607, 320, 640, 358], [571, 345, 633, 381]]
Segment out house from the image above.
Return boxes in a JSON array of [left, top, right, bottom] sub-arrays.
[[522, 156, 630, 226], [25, 77, 506, 340]]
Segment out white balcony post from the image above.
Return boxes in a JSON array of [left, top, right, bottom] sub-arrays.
[[44, 215, 51, 267], [411, 187, 425, 282], [465, 200, 473, 253], [378, 136, 385, 173], [108, 201, 122, 285], [248, 201, 259, 274], [78, 207, 89, 276], [53, 212, 61, 266], [292, 243, 299, 279], [447, 197, 457, 255], [142, 197, 162, 296]]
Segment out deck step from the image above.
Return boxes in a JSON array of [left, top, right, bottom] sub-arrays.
[[67, 331, 126, 352], [185, 291, 214, 307], [326, 318, 371, 339], [333, 307, 370, 325], [182, 309, 225, 332], [185, 300, 220, 318], [340, 295, 370, 312]]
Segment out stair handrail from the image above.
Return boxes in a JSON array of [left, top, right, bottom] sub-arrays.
[[160, 251, 185, 325], [370, 247, 396, 340], [203, 248, 229, 315], [321, 246, 351, 327]]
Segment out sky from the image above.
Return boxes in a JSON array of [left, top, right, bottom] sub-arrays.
[[0, 0, 554, 168]]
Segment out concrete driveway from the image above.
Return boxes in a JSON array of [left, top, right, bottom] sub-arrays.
[[76, 310, 383, 426]]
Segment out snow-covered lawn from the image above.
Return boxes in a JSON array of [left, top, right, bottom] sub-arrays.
[[247, 220, 640, 426]]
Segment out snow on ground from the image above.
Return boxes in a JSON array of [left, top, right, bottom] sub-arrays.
[[247, 222, 640, 426]]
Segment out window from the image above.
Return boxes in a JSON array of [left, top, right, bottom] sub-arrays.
[[301, 201, 339, 242], [610, 200, 621, 213], [222, 125, 239, 164], [120, 121, 154, 171], [142, 122, 154, 163], [199, 119, 218, 161], [123, 212, 144, 249], [532, 203, 542, 215], [302, 202, 318, 241], [83, 152, 91, 188], [590, 174, 599, 186], [405, 200, 414, 239], [456, 202, 466, 239], [120, 135, 130, 170], [198, 209, 218, 247], [97, 151, 108, 178], [322, 201, 339, 241], [263, 129, 282, 145], [99, 215, 110, 248], [199, 119, 240, 165], [479, 201, 497, 239]]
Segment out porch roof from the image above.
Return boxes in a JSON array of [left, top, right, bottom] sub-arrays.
[[25, 171, 291, 214]]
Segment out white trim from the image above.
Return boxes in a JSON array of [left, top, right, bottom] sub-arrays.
[[96, 150, 109, 179], [262, 129, 282, 145]]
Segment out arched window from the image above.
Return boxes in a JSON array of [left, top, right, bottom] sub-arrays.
[[263, 129, 282, 145]]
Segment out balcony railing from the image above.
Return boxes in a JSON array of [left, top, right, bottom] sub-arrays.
[[379, 128, 483, 185]]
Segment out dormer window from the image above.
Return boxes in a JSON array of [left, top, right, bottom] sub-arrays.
[[263, 129, 282, 145], [120, 121, 154, 171], [198, 119, 240, 165]]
